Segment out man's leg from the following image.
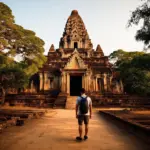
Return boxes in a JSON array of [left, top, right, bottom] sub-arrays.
[[85, 124, 88, 136], [84, 115, 89, 140], [79, 125, 83, 138], [76, 115, 83, 140]]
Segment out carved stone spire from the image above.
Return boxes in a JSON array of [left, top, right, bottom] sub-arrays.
[[96, 44, 104, 56], [59, 10, 93, 49], [49, 44, 55, 52]]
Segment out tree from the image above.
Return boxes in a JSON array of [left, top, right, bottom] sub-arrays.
[[109, 49, 144, 68], [109, 50, 150, 95], [0, 2, 46, 75], [0, 63, 29, 104], [128, 0, 150, 49], [0, 2, 47, 104]]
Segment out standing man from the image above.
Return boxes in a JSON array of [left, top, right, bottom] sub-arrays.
[[76, 88, 92, 141]]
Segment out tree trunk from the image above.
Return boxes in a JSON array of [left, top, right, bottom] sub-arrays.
[[0, 87, 5, 105]]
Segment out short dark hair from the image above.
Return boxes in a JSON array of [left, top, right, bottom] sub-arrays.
[[80, 88, 85, 93]]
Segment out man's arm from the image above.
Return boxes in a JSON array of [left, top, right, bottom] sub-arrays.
[[89, 100, 92, 119], [76, 104, 78, 118]]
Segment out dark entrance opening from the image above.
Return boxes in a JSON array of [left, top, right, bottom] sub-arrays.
[[98, 78, 104, 93], [74, 42, 78, 49], [70, 76, 82, 96]]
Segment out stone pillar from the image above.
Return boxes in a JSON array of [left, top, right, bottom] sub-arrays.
[[92, 78, 94, 92], [96, 77, 98, 91], [48, 73, 50, 90], [87, 74, 89, 92], [44, 73, 49, 90], [110, 76, 112, 90], [85, 75, 87, 91], [94, 78, 96, 91], [63, 72, 66, 92], [93, 77, 96, 91], [67, 73, 70, 94], [43, 73, 46, 91], [82, 75, 85, 89], [103, 74, 107, 91], [62, 73, 65, 92], [120, 80, 124, 93], [88, 75, 91, 91], [107, 75, 111, 92], [39, 73, 43, 91], [61, 74, 64, 92]]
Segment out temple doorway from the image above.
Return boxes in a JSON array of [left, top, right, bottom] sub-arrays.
[[74, 42, 78, 49], [98, 78, 104, 93], [70, 76, 82, 96]]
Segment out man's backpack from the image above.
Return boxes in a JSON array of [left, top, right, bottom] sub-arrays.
[[79, 97, 88, 114]]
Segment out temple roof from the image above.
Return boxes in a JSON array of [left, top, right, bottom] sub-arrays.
[[96, 44, 104, 56], [59, 10, 93, 49], [96, 44, 103, 52], [63, 10, 88, 38], [40, 11, 113, 73], [49, 44, 55, 52]]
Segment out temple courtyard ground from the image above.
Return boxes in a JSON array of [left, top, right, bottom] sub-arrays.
[[0, 109, 149, 150]]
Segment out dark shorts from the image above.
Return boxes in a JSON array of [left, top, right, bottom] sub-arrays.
[[78, 115, 89, 125]]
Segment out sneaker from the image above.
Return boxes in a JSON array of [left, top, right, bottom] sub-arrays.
[[84, 135, 88, 140], [76, 136, 82, 141]]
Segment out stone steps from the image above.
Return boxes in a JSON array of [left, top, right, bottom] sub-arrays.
[[53, 92, 67, 108], [66, 96, 77, 109]]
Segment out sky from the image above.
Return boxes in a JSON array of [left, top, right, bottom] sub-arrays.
[[1, 0, 144, 56]]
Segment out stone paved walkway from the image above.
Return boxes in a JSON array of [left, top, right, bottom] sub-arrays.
[[0, 109, 149, 150]]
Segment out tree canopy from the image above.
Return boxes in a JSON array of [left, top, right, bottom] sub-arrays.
[[109, 50, 150, 95], [0, 2, 47, 103], [128, 0, 150, 49], [0, 2, 46, 75]]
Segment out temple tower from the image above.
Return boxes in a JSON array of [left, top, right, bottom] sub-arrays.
[[59, 10, 93, 49]]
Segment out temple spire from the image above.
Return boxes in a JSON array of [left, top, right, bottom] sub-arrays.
[[96, 44, 104, 56], [49, 44, 55, 52], [59, 10, 93, 49]]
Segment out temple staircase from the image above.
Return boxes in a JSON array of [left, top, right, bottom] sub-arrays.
[[53, 92, 67, 108], [66, 96, 77, 109]]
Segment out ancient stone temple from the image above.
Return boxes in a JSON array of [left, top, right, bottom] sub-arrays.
[[36, 10, 123, 96]]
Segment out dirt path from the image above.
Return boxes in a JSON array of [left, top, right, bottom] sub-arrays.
[[0, 109, 149, 150]]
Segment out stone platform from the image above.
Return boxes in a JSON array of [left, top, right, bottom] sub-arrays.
[[0, 107, 47, 133], [100, 110, 150, 143]]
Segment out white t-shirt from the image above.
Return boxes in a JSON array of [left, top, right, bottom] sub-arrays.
[[76, 94, 92, 116]]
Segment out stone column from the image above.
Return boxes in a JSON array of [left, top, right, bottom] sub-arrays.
[[67, 73, 70, 94], [39, 73, 43, 91], [47, 73, 50, 90], [87, 74, 89, 92], [96, 77, 98, 91], [120, 80, 124, 93], [88, 75, 91, 91], [43, 72, 46, 91], [84, 74, 86, 89], [93, 77, 95, 91], [107, 75, 111, 92], [110, 76, 112, 91], [61, 73, 64, 92], [62, 73, 65, 92], [85, 75, 87, 91], [103, 74, 107, 91], [63, 72, 66, 92], [94, 78, 96, 91], [91, 77, 94, 92], [82, 75, 85, 89], [44, 73, 49, 90]]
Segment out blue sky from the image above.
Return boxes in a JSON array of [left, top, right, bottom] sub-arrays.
[[1, 0, 143, 55]]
